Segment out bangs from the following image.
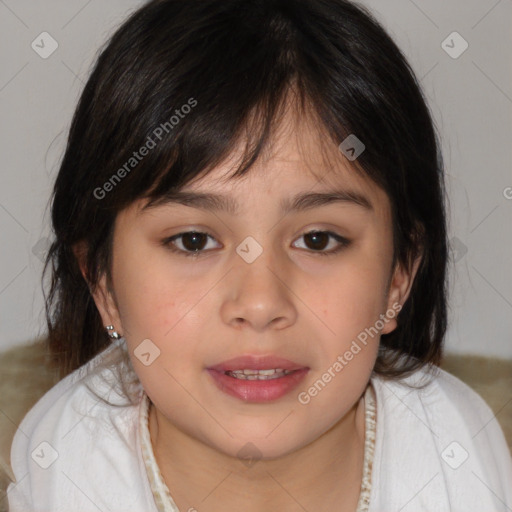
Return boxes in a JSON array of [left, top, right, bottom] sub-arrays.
[[140, 82, 364, 212]]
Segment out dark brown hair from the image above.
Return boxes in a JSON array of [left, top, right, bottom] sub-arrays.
[[43, 0, 448, 382]]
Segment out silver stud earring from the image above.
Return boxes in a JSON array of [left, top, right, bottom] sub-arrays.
[[105, 325, 120, 339]]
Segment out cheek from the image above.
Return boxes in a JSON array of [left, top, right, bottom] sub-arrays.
[[300, 262, 385, 409], [115, 254, 205, 405], [319, 258, 389, 330], [113, 246, 202, 338], [114, 256, 215, 401]]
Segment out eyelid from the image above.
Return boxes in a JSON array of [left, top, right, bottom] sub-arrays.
[[161, 229, 220, 257], [292, 230, 350, 255]]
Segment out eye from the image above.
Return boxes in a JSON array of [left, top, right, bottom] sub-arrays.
[[162, 229, 351, 258], [162, 231, 220, 258], [292, 230, 351, 256]]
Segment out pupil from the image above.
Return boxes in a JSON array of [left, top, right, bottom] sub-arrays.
[[306, 231, 327, 250], [183, 232, 206, 251]]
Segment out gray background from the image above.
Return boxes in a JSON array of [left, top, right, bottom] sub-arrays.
[[0, 0, 511, 357]]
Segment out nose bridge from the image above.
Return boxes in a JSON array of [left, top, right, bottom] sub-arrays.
[[233, 235, 283, 299], [220, 236, 297, 331]]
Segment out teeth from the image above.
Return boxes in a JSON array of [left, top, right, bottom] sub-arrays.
[[226, 369, 294, 380], [243, 369, 279, 375], [255, 369, 277, 375]]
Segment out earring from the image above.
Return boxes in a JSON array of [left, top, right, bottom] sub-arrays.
[[105, 325, 120, 339]]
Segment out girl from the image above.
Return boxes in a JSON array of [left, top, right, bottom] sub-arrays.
[[7, 0, 512, 510]]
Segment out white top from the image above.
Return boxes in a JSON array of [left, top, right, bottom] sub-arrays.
[[7, 338, 512, 512]]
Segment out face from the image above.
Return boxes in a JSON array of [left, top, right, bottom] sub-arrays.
[[86, 107, 419, 462]]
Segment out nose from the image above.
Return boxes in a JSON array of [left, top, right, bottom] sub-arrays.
[[220, 248, 298, 332]]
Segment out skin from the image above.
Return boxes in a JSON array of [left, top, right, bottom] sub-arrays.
[[78, 102, 421, 511]]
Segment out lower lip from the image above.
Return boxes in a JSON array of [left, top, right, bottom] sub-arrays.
[[206, 368, 309, 403]]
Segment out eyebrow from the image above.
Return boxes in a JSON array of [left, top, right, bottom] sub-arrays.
[[141, 188, 373, 215]]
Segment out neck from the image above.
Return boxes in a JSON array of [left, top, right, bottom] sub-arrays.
[[148, 391, 368, 512]]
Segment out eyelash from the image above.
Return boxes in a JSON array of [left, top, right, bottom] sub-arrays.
[[161, 230, 351, 258]]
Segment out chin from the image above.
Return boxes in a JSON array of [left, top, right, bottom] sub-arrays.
[[205, 428, 310, 463]]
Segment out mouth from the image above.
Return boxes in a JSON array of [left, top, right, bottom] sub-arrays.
[[206, 355, 309, 402]]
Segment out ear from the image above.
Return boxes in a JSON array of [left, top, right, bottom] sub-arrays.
[[380, 251, 423, 335], [72, 241, 124, 337]]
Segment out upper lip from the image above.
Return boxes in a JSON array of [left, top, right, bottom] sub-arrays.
[[207, 355, 308, 372]]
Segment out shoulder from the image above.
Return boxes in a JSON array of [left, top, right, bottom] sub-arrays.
[[7, 339, 153, 511], [376, 362, 500, 425], [369, 362, 512, 511], [11, 338, 138, 450], [373, 362, 512, 462]]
